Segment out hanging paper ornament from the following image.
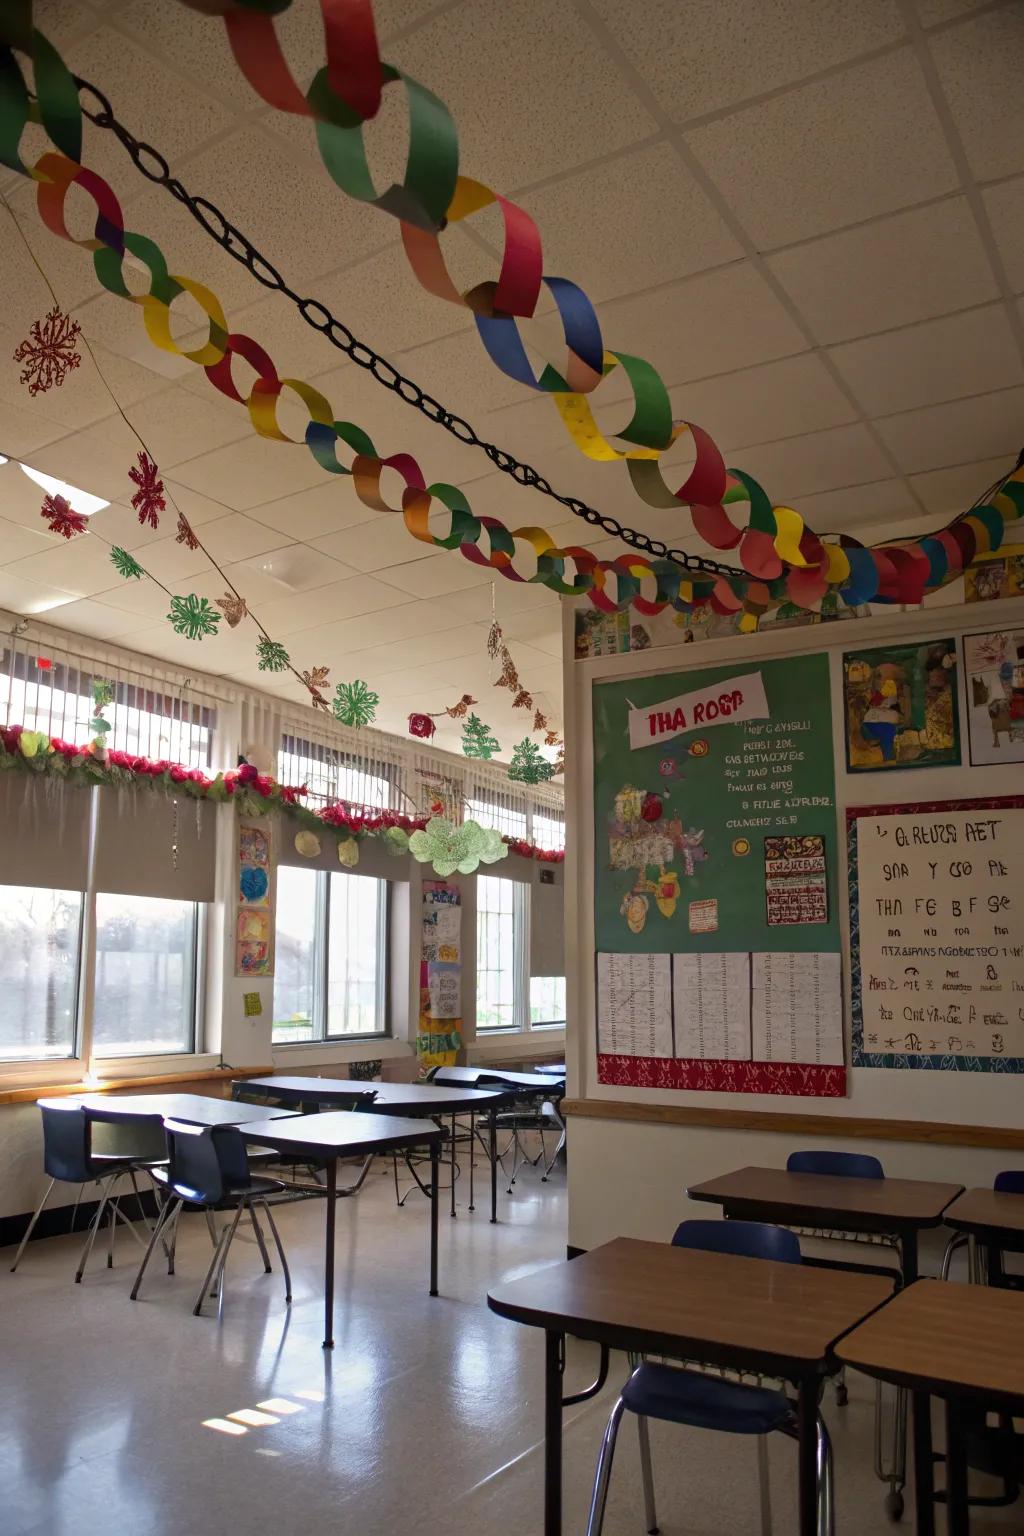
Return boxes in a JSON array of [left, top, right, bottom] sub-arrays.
[[495, 650, 518, 690], [332, 679, 379, 728], [512, 688, 533, 711], [408, 817, 508, 877], [176, 512, 200, 550], [128, 451, 165, 529], [507, 738, 555, 784], [533, 709, 547, 732], [462, 713, 500, 760], [13, 304, 81, 395], [167, 593, 221, 640], [110, 545, 143, 580], [445, 694, 476, 719], [641, 791, 663, 823], [40, 492, 87, 539], [302, 666, 331, 710], [294, 830, 321, 859], [216, 592, 248, 628], [544, 729, 561, 747], [337, 837, 360, 868], [257, 637, 290, 673], [486, 620, 502, 659], [408, 712, 437, 740]]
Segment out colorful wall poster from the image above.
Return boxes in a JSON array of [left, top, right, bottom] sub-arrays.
[[849, 797, 1024, 1073], [592, 653, 844, 1096], [963, 629, 1024, 767], [235, 818, 273, 976], [964, 548, 1024, 602], [417, 880, 462, 1069], [843, 637, 960, 772]]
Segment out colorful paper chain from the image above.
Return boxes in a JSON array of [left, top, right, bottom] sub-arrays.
[[0, 12, 1020, 627]]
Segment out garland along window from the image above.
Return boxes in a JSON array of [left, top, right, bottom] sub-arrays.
[[272, 866, 388, 1045]]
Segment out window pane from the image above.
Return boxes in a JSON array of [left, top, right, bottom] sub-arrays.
[[93, 894, 197, 1057], [530, 975, 566, 1025], [476, 875, 517, 1031], [532, 810, 565, 851], [326, 874, 384, 1037], [0, 886, 80, 1060], [272, 865, 318, 1043]]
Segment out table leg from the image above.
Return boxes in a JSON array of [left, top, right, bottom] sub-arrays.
[[323, 1157, 337, 1350], [944, 1398, 969, 1536], [450, 1112, 457, 1219], [468, 1112, 475, 1213], [796, 1379, 818, 1536], [429, 1139, 439, 1297], [544, 1329, 564, 1536], [490, 1103, 498, 1224], [901, 1230, 919, 1287], [912, 1391, 936, 1536]]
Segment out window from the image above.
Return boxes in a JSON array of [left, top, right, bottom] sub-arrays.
[[272, 867, 388, 1044], [477, 876, 566, 1034], [93, 894, 199, 1057], [0, 886, 83, 1061], [530, 975, 566, 1026]]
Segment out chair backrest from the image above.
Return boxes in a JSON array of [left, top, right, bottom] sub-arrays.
[[38, 1101, 91, 1183], [164, 1119, 246, 1205], [83, 1104, 167, 1164], [671, 1218, 801, 1264], [787, 1150, 884, 1180], [994, 1171, 1024, 1193]]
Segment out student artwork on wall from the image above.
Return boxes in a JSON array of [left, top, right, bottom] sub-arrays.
[[849, 797, 1024, 1073], [843, 638, 960, 772], [592, 653, 845, 1096], [963, 629, 1024, 767], [235, 819, 273, 976], [417, 880, 462, 1070]]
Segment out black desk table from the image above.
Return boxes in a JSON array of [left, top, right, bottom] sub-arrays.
[[367, 1082, 512, 1222], [66, 1092, 296, 1127], [236, 1111, 444, 1349], [237, 1075, 379, 1109]]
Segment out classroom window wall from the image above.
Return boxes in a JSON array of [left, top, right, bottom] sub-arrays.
[[272, 866, 388, 1044], [92, 894, 199, 1057], [0, 885, 83, 1061]]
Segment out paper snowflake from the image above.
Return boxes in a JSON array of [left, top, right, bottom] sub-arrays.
[[216, 592, 248, 629], [333, 679, 379, 728], [13, 305, 82, 396], [129, 451, 165, 529], [175, 513, 199, 551], [167, 593, 221, 641], [508, 737, 554, 784], [461, 713, 500, 761], [408, 817, 508, 878], [40, 492, 87, 539], [257, 637, 290, 673], [110, 545, 144, 580]]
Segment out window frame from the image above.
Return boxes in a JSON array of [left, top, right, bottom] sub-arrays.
[[90, 892, 203, 1061], [272, 867, 391, 1047], [475, 875, 565, 1037]]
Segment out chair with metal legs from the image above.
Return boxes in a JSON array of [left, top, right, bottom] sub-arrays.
[[583, 1219, 834, 1536], [11, 1100, 165, 1282], [131, 1119, 292, 1318]]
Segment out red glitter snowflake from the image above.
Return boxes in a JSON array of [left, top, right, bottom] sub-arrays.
[[175, 512, 200, 550], [13, 306, 82, 396], [128, 451, 165, 529], [40, 492, 87, 540]]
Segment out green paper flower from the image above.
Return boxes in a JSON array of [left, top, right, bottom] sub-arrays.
[[110, 545, 143, 581], [257, 637, 290, 673], [167, 593, 220, 641], [332, 678, 379, 728], [383, 826, 411, 856], [507, 737, 554, 784], [407, 817, 508, 878], [461, 713, 500, 761]]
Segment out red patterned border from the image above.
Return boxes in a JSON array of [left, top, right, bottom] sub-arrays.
[[597, 1054, 847, 1097]]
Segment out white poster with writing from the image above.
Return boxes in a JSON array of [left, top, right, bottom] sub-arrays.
[[673, 952, 751, 1060], [751, 951, 844, 1065], [628, 671, 769, 750], [597, 952, 673, 1057]]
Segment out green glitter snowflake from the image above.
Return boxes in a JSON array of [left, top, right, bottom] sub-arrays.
[[167, 593, 221, 641], [461, 713, 500, 761], [110, 545, 143, 581], [257, 637, 290, 673], [408, 817, 508, 878], [507, 737, 554, 785], [332, 679, 379, 728]]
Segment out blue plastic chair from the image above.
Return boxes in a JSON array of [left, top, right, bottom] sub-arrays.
[[787, 1150, 884, 1180], [583, 1219, 833, 1536]]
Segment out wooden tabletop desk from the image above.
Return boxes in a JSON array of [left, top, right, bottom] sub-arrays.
[[488, 1236, 893, 1536], [944, 1187, 1024, 1285], [368, 1082, 512, 1221], [237, 1111, 443, 1350], [838, 1280, 1024, 1535], [688, 1166, 963, 1284]]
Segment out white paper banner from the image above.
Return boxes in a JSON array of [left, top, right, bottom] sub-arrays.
[[628, 671, 769, 750]]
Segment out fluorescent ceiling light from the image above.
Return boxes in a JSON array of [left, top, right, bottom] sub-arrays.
[[20, 463, 109, 516]]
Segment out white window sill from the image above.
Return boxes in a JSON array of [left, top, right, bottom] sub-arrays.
[[468, 1028, 565, 1062]]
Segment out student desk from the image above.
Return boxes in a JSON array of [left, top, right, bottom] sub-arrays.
[[367, 1082, 513, 1221], [837, 1279, 1024, 1535], [236, 1111, 443, 1349], [944, 1188, 1024, 1287], [488, 1236, 892, 1536], [66, 1092, 296, 1128], [236, 1075, 379, 1109]]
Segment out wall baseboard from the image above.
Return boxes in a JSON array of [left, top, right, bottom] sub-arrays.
[[0, 1188, 160, 1254]]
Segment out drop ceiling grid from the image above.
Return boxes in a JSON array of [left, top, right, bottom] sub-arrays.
[[0, 0, 1021, 749]]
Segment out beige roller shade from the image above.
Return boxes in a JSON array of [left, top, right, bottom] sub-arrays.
[[93, 787, 217, 901], [276, 814, 412, 882], [530, 864, 565, 977], [0, 773, 92, 890]]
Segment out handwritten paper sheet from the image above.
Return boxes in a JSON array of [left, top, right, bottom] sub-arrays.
[[752, 951, 843, 1065], [597, 953, 673, 1058], [673, 952, 751, 1060]]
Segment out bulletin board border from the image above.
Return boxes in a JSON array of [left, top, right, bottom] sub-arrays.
[[597, 1054, 846, 1096], [847, 797, 1024, 1073]]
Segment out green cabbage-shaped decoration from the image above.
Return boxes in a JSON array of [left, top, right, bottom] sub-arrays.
[[407, 817, 508, 877]]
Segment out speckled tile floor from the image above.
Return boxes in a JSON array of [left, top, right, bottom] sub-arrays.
[[1, 1158, 1019, 1535]]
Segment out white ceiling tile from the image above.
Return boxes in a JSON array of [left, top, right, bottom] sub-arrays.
[[915, 0, 989, 22], [768, 198, 999, 344], [379, 554, 495, 600], [311, 516, 437, 573], [0, 514, 55, 565], [247, 482, 383, 541], [982, 178, 1024, 295], [160, 482, 235, 530], [170, 435, 329, 511], [588, 0, 905, 122], [909, 455, 1017, 516], [686, 49, 958, 248], [113, 0, 268, 109], [257, 575, 410, 637], [287, 598, 466, 656], [356, 625, 490, 678], [389, 328, 539, 420], [16, 420, 141, 502], [930, 9, 1024, 181], [440, 580, 558, 624], [0, 401, 71, 459], [232, 546, 358, 599], [0, 569, 78, 615], [829, 304, 1024, 417], [117, 528, 212, 585], [733, 423, 896, 500], [311, 237, 476, 359], [791, 479, 919, 535], [388, 0, 656, 189], [182, 512, 285, 566], [90, 579, 182, 623], [26, 597, 164, 640], [4, 533, 130, 597], [672, 354, 858, 451], [127, 386, 249, 469], [873, 386, 1024, 473]]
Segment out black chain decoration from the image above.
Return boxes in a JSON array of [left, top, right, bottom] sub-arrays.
[[72, 75, 737, 582]]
